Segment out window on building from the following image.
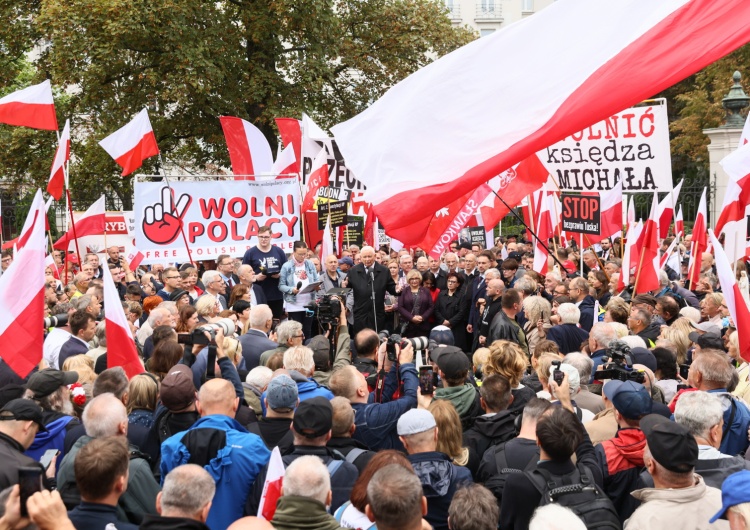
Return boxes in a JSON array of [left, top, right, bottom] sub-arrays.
[[480, 28, 496, 37], [522, 0, 534, 11]]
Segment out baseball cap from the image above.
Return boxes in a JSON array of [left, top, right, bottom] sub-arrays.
[[689, 321, 721, 335], [629, 347, 657, 373], [338, 257, 354, 267], [397, 409, 436, 436], [687, 332, 724, 350], [160, 365, 196, 412], [435, 346, 471, 379], [26, 369, 79, 399], [0, 384, 26, 408], [602, 380, 652, 420], [266, 375, 298, 412], [507, 251, 523, 262], [169, 289, 189, 302], [293, 397, 332, 438], [710, 470, 750, 523], [562, 260, 577, 274], [641, 414, 698, 473], [0, 399, 47, 432]]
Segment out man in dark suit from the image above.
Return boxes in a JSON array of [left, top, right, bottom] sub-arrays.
[[346, 246, 397, 334], [238, 264, 267, 305], [238, 304, 277, 370], [217, 254, 241, 293]]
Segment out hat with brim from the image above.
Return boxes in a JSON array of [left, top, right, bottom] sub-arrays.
[[26, 369, 79, 399]]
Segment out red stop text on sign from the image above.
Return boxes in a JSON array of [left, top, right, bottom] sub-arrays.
[[562, 195, 600, 221]]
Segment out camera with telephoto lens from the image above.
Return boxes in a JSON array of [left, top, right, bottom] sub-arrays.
[[378, 331, 429, 362], [189, 318, 235, 346], [43, 314, 69, 328], [597, 340, 645, 383], [305, 295, 341, 324]]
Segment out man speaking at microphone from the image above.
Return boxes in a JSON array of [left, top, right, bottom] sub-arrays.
[[346, 246, 397, 334]]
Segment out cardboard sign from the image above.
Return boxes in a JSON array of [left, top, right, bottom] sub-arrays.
[[317, 200, 348, 229], [541, 103, 672, 193], [134, 178, 301, 263], [561, 193, 601, 234]]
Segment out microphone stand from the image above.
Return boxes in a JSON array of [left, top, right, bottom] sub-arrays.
[[369, 268, 378, 334]]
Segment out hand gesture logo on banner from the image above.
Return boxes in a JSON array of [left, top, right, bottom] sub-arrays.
[[142, 187, 191, 245]]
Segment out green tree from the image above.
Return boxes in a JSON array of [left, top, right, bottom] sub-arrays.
[[0, 0, 474, 210]]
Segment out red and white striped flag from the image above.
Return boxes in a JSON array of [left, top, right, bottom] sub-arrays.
[[0, 80, 58, 131], [47, 119, 70, 200], [710, 229, 750, 361], [271, 143, 297, 177], [99, 109, 159, 176], [675, 205, 684, 237], [257, 447, 285, 520], [634, 193, 660, 294], [617, 220, 642, 292], [275, 117, 302, 175], [301, 148, 329, 212], [533, 194, 555, 274], [53, 195, 106, 250], [332, 0, 750, 243], [686, 188, 707, 288], [220, 116, 274, 179], [125, 243, 145, 271], [657, 179, 683, 239], [571, 180, 623, 245], [0, 190, 47, 377], [320, 213, 335, 263], [716, 141, 750, 237], [101, 263, 144, 378]]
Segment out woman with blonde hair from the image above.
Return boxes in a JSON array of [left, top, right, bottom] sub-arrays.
[[62, 354, 97, 385], [522, 296, 552, 357], [127, 373, 160, 429], [659, 326, 691, 365], [429, 400, 479, 477], [484, 340, 535, 410], [397, 269, 434, 338], [194, 294, 219, 323]]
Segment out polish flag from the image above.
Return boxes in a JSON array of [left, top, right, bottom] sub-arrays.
[[0, 190, 46, 377], [99, 109, 159, 176], [657, 179, 683, 239], [101, 262, 144, 378], [675, 205, 684, 237], [627, 195, 636, 226], [634, 193, 660, 294], [533, 194, 555, 274], [320, 214, 335, 263], [710, 229, 750, 361], [275, 118, 302, 174], [569, 180, 623, 245], [659, 233, 681, 268], [53, 195, 106, 250], [47, 119, 70, 200], [219, 116, 274, 179], [686, 188, 707, 288], [257, 447, 286, 520], [364, 210, 377, 248], [716, 141, 750, 237], [2, 192, 47, 252], [125, 243, 145, 270], [0, 80, 58, 130], [332, 0, 750, 241], [301, 148, 329, 212], [271, 143, 298, 177], [617, 220, 642, 292]]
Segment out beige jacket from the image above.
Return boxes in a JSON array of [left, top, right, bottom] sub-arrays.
[[585, 407, 617, 445], [625, 475, 729, 530]]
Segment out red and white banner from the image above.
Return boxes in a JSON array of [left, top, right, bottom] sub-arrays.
[[687, 188, 707, 288], [0, 80, 58, 130], [675, 205, 684, 237], [275, 117, 302, 175], [220, 116, 274, 178], [134, 178, 301, 263], [47, 119, 70, 200], [302, 148, 330, 212], [617, 220, 642, 292], [657, 178, 683, 238], [332, 0, 750, 243], [271, 143, 297, 177], [102, 264, 144, 378], [0, 190, 46, 377], [53, 195, 106, 250], [99, 109, 159, 176]]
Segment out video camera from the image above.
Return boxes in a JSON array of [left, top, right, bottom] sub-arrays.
[[176, 318, 235, 346], [597, 340, 645, 383], [378, 330, 428, 362], [305, 295, 342, 325], [43, 314, 69, 328]]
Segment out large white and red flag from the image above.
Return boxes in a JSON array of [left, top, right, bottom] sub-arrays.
[[320, 213, 335, 263], [271, 143, 298, 177], [657, 179, 683, 239], [634, 193, 660, 294], [617, 220, 643, 292], [47, 119, 70, 200], [301, 148, 329, 212], [0, 190, 47, 377], [99, 109, 159, 176], [101, 263, 144, 378], [710, 229, 750, 361], [686, 188, 708, 288], [257, 447, 285, 520], [275, 118, 302, 175], [219, 116, 274, 179], [0, 80, 58, 131], [332, 0, 750, 243], [716, 141, 750, 237], [532, 194, 555, 274], [53, 195, 106, 250], [2, 192, 48, 252], [675, 205, 684, 237]]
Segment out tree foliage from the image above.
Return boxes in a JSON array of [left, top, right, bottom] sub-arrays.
[[0, 0, 475, 208]]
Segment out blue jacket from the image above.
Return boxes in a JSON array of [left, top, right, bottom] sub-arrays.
[[259, 370, 333, 416], [278, 259, 320, 305], [352, 363, 418, 451], [409, 451, 473, 530], [707, 389, 750, 456], [160, 414, 270, 530]]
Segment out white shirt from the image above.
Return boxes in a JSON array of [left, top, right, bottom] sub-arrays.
[[43, 327, 72, 369]]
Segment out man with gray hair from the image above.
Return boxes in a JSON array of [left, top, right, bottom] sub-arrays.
[[201, 269, 228, 310], [237, 264, 267, 305], [259, 319, 303, 367], [259, 346, 334, 414], [563, 352, 604, 414], [243, 366, 273, 415], [545, 303, 590, 355], [140, 464, 215, 530], [270, 455, 342, 530], [136, 306, 171, 348], [587, 322, 617, 381], [365, 464, 427, 530], [56, 393, 160, 523], [239, 304, 276, 369], [569, 276, 595, 331]]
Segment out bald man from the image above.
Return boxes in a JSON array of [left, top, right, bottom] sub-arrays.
[[227, 517, 275, 530], [345, 246, 397, 334], [160, 378, 271, 529]]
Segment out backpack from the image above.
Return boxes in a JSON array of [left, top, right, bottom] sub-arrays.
[[525, 465, 621, 530], [483, 442, 539, 504]]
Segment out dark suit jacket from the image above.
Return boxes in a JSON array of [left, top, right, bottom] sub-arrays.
[[468, 275, 486, 328], [59, 336, 89, 368], [222, 273, 241, 293], [239, 329, 278, 370], [347, 262, 397, 334], [251, 284, 267, 305]]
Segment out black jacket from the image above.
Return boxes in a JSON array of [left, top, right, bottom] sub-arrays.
[[478, 437, 538, 505], [246, 417, 294, 454], [346, 262, 397, 334], [68, 502, 138, 530], [462, 410, 518, 459], [636, 322, 661, 346], [545, 324, 590, 355], [577, 295, 596, 332], [327, 437, 376, 474], [0, 432, 50, 492], [487, 310, 520, 345], [478, 296, 504, 339]]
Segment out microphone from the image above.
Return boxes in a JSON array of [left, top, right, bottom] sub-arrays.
[[296, 281, 302, 291]]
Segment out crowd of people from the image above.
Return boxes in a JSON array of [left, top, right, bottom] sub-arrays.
[[0, 227, 749, 530]]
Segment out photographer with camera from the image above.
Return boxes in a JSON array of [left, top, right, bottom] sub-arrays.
[[329, 339, 418, 451], [309, 296, 352, 387]]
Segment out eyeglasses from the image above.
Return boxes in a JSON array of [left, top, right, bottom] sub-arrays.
[[293, 333, 305, 338]]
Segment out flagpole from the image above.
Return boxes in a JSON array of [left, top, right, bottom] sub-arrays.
[[62, 142, 83, 268], [156, 154, 194, 267]]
